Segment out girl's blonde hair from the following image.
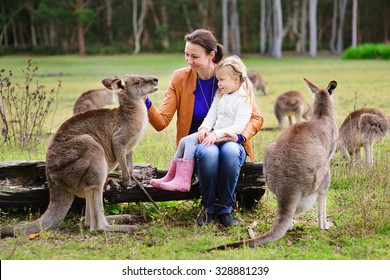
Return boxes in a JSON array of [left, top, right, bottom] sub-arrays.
[[215, 55, 254, 98]]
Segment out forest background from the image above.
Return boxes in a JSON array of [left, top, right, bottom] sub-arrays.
[[1, 0, 389, 57]]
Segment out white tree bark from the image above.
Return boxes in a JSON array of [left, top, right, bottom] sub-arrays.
[[272, 0, 283, 58], [352, 0, 358, 47], [298, 0, 308, 54], [329, 0, 338, 53], [133, 0, 148, 55], [230, 0, 241, 56], [309, 0, 317, 57], [337, 0, 348, 54], [260, 0, 266, 54], [222, 0, 229, 53]]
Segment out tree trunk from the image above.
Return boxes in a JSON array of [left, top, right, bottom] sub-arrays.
[[76, 0, 86, 56], [298, 0, 308, 54], [267, 0, 273, 55], [105, 0, 113, 44], [329, 0, 338, 53], [260, 0, 266, 54], [160, 4, 170, 49], [272, 0, 283, 58], [337, 0, 348, 54], [309, 0, 317, 57], [352, 0, 358, 47], [182, 4, 193, 32], [222, 0, 229, 54], [385, 1, 390, 43], [230, 0, 241, 56], [132, 0, 148, 55]]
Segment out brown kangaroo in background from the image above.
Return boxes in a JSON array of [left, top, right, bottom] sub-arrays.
[[338, 108, 389, 167], [248, 70, 267, 96], [274, 90, 311, 129], [209, 79, 338, 250], [1, 74, 158, 238], [73, 88, 117, 115]]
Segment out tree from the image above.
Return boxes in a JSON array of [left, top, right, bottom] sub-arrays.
[[132, 0, 148, 55], [330, 0, 338, 53], [298, 0, 308, 54], [259, 0, 266, 54], [351, 0, 358, 47], [309, 0, 317, 57], [222, 0, 229, 53], [337, 0, 348, 54], [230, 0, 240, 56], [272, 0, 283, 58]]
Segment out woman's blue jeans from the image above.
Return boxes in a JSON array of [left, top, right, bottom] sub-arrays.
[[194, 142, 246, 215]]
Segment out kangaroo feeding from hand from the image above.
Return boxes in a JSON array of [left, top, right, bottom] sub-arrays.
[[209, 78, 338, 251], [1, 74, 158, 238]]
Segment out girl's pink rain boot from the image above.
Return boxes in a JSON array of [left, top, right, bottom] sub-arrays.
[[160, 159, 194, 192], [149, 159, 180, 188]]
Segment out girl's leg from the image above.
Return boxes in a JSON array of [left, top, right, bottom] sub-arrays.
[[158, 133, 198, 192]]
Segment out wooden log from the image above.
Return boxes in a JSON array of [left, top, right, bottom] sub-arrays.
[[0, 160, 265, 211]]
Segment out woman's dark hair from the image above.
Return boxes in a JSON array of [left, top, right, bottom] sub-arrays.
[[184, 29, 224, 63]]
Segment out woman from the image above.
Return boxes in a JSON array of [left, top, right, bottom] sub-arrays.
[[146, 29, 263, 227]]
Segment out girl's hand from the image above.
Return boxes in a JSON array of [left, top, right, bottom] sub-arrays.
[[201, 132, 217, 146], [197, 127, 209, 142], [215, 132, 239, 143]]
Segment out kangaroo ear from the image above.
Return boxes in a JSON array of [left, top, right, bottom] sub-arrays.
[[102, 78, 124, 90], [327, 80, 337, 95], [303, 78, 321, 94]]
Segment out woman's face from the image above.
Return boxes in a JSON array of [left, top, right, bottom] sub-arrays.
[[184, 42, 214, 73]]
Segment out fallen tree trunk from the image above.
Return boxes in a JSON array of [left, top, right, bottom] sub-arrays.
[[0, 160, 265, 211]]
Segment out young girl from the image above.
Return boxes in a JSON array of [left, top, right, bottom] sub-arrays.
[[150, 55, 254, 192]]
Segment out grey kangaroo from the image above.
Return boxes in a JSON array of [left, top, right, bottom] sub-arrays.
[[73, 88, 117, 115], [1, 74, 158, 238], [248, 70, 267, 96], [209, 78, 338, 250], [274, 91, 311, 129], [338, 108, 389, 167]]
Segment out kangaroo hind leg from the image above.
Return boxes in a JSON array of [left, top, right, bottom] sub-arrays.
[[85, 187, 138, 233], [316, 166, 333, 230]]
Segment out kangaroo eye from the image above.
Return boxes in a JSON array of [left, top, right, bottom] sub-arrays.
[[133, 78, 141, 85]]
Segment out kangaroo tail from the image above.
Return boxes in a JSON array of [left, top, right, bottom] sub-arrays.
[[207, 208, 294, 251], [1, 189, 74, 238]]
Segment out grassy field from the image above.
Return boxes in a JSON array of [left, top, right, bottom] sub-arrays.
[[0, 54, 389, 260]]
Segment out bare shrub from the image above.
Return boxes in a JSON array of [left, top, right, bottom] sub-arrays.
[[0, 58, 61, 150]]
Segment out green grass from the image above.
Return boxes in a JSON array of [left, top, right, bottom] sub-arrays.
[[0, 54, 389, 260]]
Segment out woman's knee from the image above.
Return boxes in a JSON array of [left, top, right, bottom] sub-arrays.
[[195, 144, 219, 161], [220, 142, 246, 160]]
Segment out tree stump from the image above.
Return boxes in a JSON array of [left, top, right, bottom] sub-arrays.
[[0, 160, 265, 211]]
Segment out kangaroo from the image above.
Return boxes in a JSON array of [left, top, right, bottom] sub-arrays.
[[209, 79, 338, 250], [73, 88, 117, 115], [338, 108, 389, 167], [274, 91, 311, 129], [248, 70, 267, 96], [0, 74, 158, 238]]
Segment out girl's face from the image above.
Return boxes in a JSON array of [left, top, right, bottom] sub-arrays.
[[216, 67, 240, 95], [184, 42, 214, 73]]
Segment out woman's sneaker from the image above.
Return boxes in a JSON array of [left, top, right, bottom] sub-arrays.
[[217, 213, 238, 227]]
